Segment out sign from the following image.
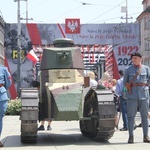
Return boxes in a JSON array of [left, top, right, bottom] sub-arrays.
[[12, 50, 26, 64]]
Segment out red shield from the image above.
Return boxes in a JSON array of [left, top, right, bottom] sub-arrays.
[[65, 19, 80, 34]]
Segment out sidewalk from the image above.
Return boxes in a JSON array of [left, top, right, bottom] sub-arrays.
[[1, 114, 150, 150]]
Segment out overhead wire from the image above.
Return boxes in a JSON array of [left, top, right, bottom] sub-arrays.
[[20, 0, 126, 23], [20, 0, 49, 16], [85, 0, 125, 23], [18, 0, 142, 48], [96, 11, 142, 23], [73, 0, 122, 7], [19, 0, 142, 24], [46, 5, 83, 23]]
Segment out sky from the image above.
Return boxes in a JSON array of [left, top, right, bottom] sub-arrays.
[[0, 0, 143, 24]]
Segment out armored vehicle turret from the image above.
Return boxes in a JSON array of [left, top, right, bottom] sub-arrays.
[[20, 38, 116, 143]]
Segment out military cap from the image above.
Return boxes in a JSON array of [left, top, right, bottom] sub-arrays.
[[131, 52, 142, 58]]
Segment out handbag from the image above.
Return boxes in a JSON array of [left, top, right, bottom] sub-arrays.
[[125, 68, 141, 94], [125, 82, 132, 94]]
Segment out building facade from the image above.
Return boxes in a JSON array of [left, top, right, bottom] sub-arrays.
[[0, 16, 5, 65], [137, 0, 150, 65]]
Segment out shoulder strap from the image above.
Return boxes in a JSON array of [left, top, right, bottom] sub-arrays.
[[130, 67, 141, 83]]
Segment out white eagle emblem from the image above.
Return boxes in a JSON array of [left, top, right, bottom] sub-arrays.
[[67, 20, 78, 32]]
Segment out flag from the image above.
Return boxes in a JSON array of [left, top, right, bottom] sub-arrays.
[[26, 49, 39, 64]]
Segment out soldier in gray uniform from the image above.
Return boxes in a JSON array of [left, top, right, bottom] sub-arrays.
[[123, 52, 150, 144], [0, 65, 12, 147]]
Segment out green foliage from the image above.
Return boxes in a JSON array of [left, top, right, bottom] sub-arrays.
[[5, 99, 21, 115]]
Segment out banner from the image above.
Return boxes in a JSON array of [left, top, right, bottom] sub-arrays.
[[4, 23, 140, 98]]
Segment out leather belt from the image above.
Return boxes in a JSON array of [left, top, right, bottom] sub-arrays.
[[132, 83, 148, 86]]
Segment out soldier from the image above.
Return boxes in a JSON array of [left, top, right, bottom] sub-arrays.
[[123, 52, 150, 144], [0, 65, 12, 147]]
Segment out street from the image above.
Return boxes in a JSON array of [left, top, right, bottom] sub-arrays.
[[1, 114, 150, 150]]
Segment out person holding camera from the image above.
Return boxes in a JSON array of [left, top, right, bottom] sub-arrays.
[[123, 52, 150, 144]]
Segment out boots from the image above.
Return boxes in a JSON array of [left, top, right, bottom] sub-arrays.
[[0, 141, 4, 147], [128, 136, 134, 144], [128, 136, 150, 143], [143, 136, 150, 143]]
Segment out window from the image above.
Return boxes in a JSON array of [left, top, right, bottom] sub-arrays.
[[145, 41, 150, 50], [144, 17, 150, 29]]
